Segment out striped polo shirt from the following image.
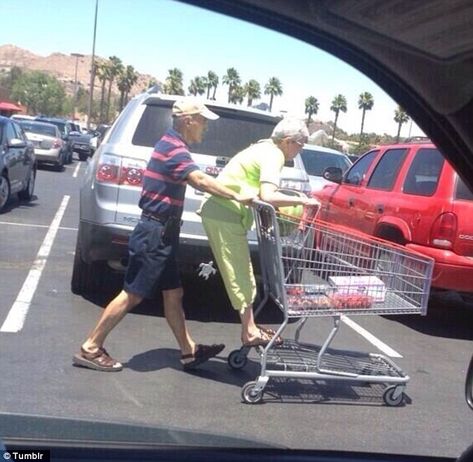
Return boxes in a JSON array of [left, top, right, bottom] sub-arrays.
[[139, 128, 199, 218]]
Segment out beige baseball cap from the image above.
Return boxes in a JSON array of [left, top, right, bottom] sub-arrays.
[[172, 99, 219, 120]]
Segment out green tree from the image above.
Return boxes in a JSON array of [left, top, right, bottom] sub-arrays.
[[358, 91, 374, 145], [106, 56, 123, 121], [11, 70, 66, 115], [188, 76, 206, 96], [222, 68, 241, 103], [264, 77, 283, 111], [117, 65, 138, 110], [163, 68, 184, 95], [245, 79, 261, 107], [229, 85, 246, 104], [330, 94, 348, 142], [206, 71, 219, 100], [95, 60, 110, 123], [394, 105, 410, 142], [304, 96, 319, 123], [0, 66, 23, 94]]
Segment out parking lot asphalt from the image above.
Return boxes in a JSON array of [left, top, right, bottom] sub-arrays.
[[0, 159, 472, 458]]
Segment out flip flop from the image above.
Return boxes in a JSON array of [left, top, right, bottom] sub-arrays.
[[181, 343, 225, 370], [73, 347, 123, 372], [242, 327, 283, 348]]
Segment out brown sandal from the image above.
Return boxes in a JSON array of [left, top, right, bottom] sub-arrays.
[[243, 327, 283, 348], [256, 325, 283, 345], [181, 343, 225, 370], [73, 347, 123, 372]]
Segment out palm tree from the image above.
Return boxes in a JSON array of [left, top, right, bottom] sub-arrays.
[[188, 76, 206, 96], [229, 85, 246, 104], [264, 77, 283, 111], [330, 94, 348, 142], [163, 68, 184, 95], [394, 105, 410, 142], [206, 71, 219, 100], [117, 65, 138, 110], [96, 60, 110, 123], [106, 56, 123, 121], [245, 79, 261, 107], [304, 96, 319, 123], [358, 92, 374, 145], [222, 68, 241, 103]]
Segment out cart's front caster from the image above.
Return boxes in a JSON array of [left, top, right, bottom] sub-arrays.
[[383, 385, 406, 406], [241, 381, 264, 404], [228, 349, 248, 369]]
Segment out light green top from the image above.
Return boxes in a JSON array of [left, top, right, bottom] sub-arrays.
[[199, 139, 285, 229]]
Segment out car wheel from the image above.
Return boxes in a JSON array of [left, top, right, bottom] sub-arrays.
[[0, 173, 11, 213], [71, 238, 106, 295], [18, 168, 35, 201], [55, 153, 65, 171], [79, 152, 88, 162]]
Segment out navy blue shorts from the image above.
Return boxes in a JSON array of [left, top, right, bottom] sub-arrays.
[[123, 217, 181, 298]]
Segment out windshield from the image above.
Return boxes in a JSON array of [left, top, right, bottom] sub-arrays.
[[20, 122, 57, 137], [300, 148, 351, 176], [0, 1, 472, 461], [133, 103, 278, 157]]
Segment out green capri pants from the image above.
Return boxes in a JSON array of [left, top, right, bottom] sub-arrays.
[[200, 199, 256, 314]]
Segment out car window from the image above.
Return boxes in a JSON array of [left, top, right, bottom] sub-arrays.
[[300, 149, 351, 176], [133, 103, 277, 157], [403, 148, 444, 196], [344, 150, 378, 185], [456, 176, 473, 201], [367, 148, 407, 190], [5, 121, 17, 143]]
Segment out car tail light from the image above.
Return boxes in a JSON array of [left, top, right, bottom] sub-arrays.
[[52, 139, 63, 149], [96, 153, 146, 187], [430, 212, 457, 249]]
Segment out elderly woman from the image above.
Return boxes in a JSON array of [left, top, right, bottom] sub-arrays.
[[199, 118, 319, 347]]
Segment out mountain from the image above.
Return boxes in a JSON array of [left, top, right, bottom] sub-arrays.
[[0, 44, 159, 97]]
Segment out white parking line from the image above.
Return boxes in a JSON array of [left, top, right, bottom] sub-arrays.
[[341, 314, 402, 358], [0, 221, 77, 231], [1, 195, 70, 333], [72, 162, 81, 178]]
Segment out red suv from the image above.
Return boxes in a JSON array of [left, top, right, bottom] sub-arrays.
[[312, 141, 473, 299]]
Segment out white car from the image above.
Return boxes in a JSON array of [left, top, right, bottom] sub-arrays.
[[18, 120, 66, 170], [299, 144, 352, 192]]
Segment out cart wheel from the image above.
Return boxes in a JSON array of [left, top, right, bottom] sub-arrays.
[[383, 386, 405, 406], [241, 381, 264, 404], [228, 349, 248, 369]]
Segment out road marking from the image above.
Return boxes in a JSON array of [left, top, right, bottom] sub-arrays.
[[341, 314, 402, 358], [72, 162, 81, 178], [0, 220, 77, 231], [1, 195, 70, 333]]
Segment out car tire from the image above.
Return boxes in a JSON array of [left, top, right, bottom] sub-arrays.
[[71, 238, 106, 295], [0, 173, 11, 213], [18, 168, 35, 202], [79, 152, 88, 162]]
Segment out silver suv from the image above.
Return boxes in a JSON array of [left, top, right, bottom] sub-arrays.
[[71, 91, 310, 295]]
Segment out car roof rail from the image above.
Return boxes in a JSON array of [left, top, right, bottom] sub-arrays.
[[404, 136, 431, 143]]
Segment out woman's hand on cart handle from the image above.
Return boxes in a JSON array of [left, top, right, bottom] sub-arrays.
[[302, 197, 321, 208], [233, 192, 257, 205]]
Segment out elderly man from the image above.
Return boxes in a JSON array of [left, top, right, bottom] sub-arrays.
[[73, 99, 253, 372], [199, 118, 320, 347]]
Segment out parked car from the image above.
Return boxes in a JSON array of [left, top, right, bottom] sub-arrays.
[[0, 116, 36, 212], [299, 144, 352, 191], [312, 140, 473, 299], [18, 120, 66, 170], [71, 92, 311, 295], [35, 116, 74, 164], [69, 130, 95, 161]]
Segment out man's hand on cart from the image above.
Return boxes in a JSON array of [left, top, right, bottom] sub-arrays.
[[233, 192, 257, 206], [302, 197, 321, 208]]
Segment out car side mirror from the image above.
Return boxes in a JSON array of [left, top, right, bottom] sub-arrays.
[[323, 166, 343, 183], [8, 138, 26, 148]]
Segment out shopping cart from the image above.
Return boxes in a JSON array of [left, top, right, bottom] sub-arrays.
[[229, 200, 434, 406]]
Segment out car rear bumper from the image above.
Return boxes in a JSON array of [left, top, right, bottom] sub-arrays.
[[78, 220, 260, 273], [35, 149, 61, 163], [407, 243, 473, 293]]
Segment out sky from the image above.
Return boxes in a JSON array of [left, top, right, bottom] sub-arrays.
[[1, 0, 424, 137]]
